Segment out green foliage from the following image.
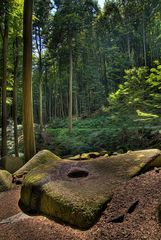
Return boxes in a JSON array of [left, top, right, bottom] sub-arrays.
[[108, 63, 161, 116], [46, 109, 161, 157], [2, 0, 161, 159], [108, 66, 149, 113]]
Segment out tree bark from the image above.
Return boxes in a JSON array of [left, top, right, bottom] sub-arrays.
[[13, 36, 19, 157], [75, 94, 78, 119], [127, 34, 131, 62], [39, 79, 43, 129], [35, 26, 43, 130], [1, 17, 8, 159], [60, 93, 64, 118], [68, 46, 73, 134], [23, 0, 36, 162], [142, 12, 147, 66]]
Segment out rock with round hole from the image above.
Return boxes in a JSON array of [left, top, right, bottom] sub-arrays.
[[19, 149, 161, 229]]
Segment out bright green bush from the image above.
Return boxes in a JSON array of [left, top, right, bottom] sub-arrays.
[[108, 66, 149, 113], [108, 62, 161, 117]]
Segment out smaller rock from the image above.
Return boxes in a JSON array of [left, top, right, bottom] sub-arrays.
[[68, 154, 81, 160], [0, 170, 12, 192], [0, 212, 31, 224], [113, 152, 119, 155], [69, 152, 108, 161], [13, 150, 61, 182]]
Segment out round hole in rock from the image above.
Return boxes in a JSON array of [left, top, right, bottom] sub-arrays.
[[67, 168, 89, 178]]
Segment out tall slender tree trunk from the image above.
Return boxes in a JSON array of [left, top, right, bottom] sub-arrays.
[[75, 94, 78, 119], [34, 25, 43, 130], [1, 17, 8, 159], [44, 69, 48, 124], [127, 35, 131, 62], [142, 12, 147, 66], [68, 46, 73, 134], [60, 93, 64, 118], [54, 96, 57, 119], [23, 0, 36, 162], [13, 37, 19, 157], [48, 90, 51, 121], [39, 79, 43, 129], [38, 26, 43, 130]]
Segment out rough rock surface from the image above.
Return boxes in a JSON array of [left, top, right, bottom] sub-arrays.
[[13, 150, 61, 183], [19, 149, 161, 229], [1, 170, 161, 239], [0, 170, 12, 192]]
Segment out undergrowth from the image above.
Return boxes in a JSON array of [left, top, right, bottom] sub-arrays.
[[45, 113, 161, 157]]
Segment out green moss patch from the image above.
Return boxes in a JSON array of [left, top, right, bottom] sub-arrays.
[[13, 150, 61, 183], [68, 151, 108, 160], [19, 149, 161, 229]]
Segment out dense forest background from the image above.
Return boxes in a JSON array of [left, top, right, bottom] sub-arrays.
[[1, 0, 161, 159]]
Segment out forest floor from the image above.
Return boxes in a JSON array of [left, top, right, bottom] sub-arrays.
[[0, 169, 161, 240]]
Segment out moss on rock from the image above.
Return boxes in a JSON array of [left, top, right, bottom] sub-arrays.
[[0, 170, 12, 192], [19, 149, 161, 229], [13, 150, 61, 183], [69, 151, 108, 160]]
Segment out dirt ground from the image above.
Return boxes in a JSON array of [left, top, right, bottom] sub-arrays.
[[1, 170, 161, 240]]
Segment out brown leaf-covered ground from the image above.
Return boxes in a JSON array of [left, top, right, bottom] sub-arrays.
[[0, 170, 161, 240]]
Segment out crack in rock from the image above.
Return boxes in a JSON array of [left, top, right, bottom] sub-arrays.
[[108, 200, 139, 224], [109, 215, 125, 223], [127, 200, 139, 214]]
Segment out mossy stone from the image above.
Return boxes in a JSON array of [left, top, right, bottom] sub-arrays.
[[69, 151, 107, 160], [0, 170, 12, 192], [13, 150, 61, 182], [19, 149, 161, 229]]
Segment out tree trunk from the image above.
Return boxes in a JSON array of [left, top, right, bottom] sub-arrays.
[[127, 34, 131, 62], [142, 12, 147, 66], [44, 69, 48, 124], [54, 96, 57, 119], [39, 80, 43, 130], [60, 93, 64, 118], [34, 25, 43, 130], [1, 17, 8, 159], [75, 94, 78, 119], [37, 26, 43, 130], [68, 46, 73, 134], [49, 89, 52, 121], [13, 36, 19, 157], [23, 0, 36, 162]]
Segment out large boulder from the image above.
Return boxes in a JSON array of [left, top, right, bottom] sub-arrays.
[[19, 149, 161, 229], [0, 170, 12, 192]]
